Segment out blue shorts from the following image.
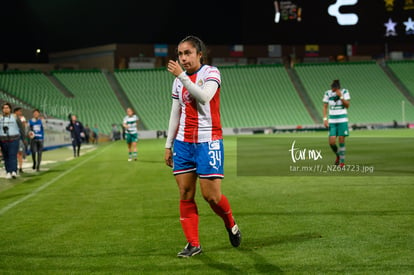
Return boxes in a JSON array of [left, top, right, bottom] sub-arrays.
[[173, 139, 224, 179]]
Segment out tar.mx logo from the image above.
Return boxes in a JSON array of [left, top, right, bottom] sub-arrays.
[[289, 140, 323, 163], [328, 0, 359, 26]]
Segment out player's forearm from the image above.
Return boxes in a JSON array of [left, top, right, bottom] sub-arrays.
[[322, 104, 328, 120], [342, 100, 350, 108], [177, 72, 218, 104], [165, 99, 180, 149]]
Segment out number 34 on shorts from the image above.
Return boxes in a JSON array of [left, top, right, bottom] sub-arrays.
[[208, 140, 222, 168]]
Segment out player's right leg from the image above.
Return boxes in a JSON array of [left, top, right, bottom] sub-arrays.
[[172, 140, 201, 257], [127, 140, 132, 161], [31, 140, 37, 169], [338, 135, 346, 168], [72, 141, 77, 157], [328, 124, 340, 165], [175, 172, 201, 257], [36, 141, 43, 171], [337, 123, 349, 168]]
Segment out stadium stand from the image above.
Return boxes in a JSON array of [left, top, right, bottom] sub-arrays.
[[1, 63, 413, 135], [115, 65, 315, 130], [0, 71, 66, 111], [52, 70, 125, 134], [219, 65, 314, 127], [0, 89, 33, 110], [0, 70, 124, 134], [114, 69, 172, 130], [294, 62, 414, 124], [386, 61, 414, 97]]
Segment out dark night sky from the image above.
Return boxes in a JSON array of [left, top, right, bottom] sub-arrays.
[[1, 0, 412, 63], [1, 0, 243, 62]]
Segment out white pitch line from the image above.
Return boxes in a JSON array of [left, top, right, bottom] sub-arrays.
[[0, 143, 113, 216]]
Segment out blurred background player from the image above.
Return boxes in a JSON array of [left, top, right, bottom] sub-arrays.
[[83, 124, 91, 144], [0, 103, 26, 179], [165, 36, 241, 257], [13, 107, 28, 174], [323, 79, 351, 167], [92, 124, 99, 144], [122, 107, 139, 161], [66, 114, 85, 157], [28, 109, 44, 171]]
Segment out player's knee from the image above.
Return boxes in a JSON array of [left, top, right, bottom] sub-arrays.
[[178, 187, 195, 200], [202, 194, 221, 204]]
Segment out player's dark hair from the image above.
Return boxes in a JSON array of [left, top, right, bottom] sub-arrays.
[[33, 109, 40, 113], [331, 79, 340, 89], [178, 35, 207, 64], [2, 102, 12, 110], [13, 107, 22, 113]]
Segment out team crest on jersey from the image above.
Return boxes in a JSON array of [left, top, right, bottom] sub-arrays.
[[197, 79, 204, 87], [208, 140, 220, 150], [182, 90, 193, 104]]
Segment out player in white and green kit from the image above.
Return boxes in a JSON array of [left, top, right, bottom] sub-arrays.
[[123, 108, 139, 161], [323, 80, 350, 167]]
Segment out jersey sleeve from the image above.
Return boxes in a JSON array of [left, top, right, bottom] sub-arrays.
[[322, 91, 329, 103], [171, 78, 179, 100], [343, 89, 350, 100], [205, 66, 221, 87]]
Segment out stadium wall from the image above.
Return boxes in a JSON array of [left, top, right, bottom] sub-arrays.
[[4, 42, 413, 72]]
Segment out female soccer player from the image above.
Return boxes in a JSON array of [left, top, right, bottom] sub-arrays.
[[165, 36, 241, 257], [0, 103, 25, 179], [323, 79, 350, 167], [29, 109, 44, 171], [122, 107, 139, 161]]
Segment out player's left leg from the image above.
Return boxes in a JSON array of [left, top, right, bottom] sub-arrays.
[[31, 139, 37, 169], [197, 140, 241, 247], [129, 134, 137, 160], [337, 122, 349, 167], [200, 178, 241, 247], [131, 141, 137, 160], [338, 136, 346, 167]]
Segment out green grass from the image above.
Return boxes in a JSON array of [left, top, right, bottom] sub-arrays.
[[0, 129, 413, 274]]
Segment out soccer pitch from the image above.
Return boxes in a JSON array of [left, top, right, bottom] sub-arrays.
[[0, 129, 413, 274]]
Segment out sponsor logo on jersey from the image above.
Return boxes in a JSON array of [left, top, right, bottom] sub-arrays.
[[182, 90, 193, 104]]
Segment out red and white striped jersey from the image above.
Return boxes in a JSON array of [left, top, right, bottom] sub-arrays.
[[171, 65, 222, 143]]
